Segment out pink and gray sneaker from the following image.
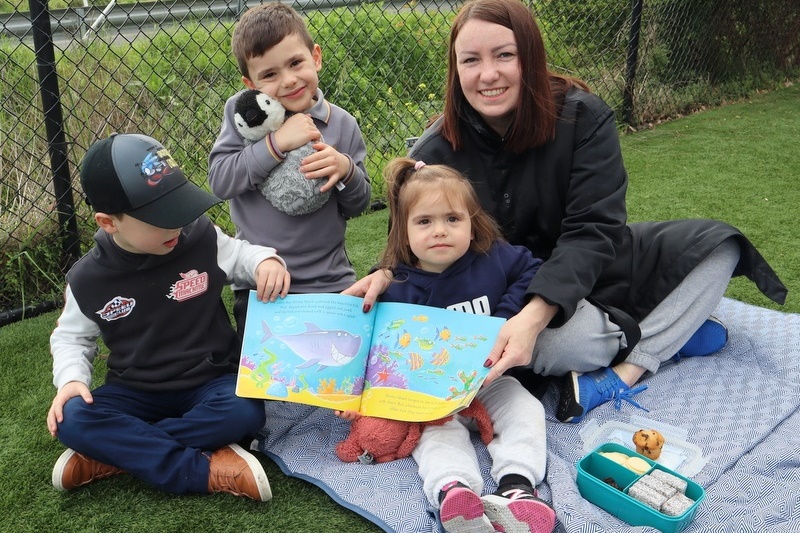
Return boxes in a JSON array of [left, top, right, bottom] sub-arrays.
[[481, 485, 557, 533], [439, 481, 494, 533]]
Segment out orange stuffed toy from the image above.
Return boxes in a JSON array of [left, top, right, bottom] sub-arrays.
[[335, 399, 494, 464]]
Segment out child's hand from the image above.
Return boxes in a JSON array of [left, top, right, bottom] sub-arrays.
[[255, 258, 291, 302], [273, 113, 321, 152], [47, 381, 92, 437], [334, 410, 362, 421], [301, 142, 352, 193]]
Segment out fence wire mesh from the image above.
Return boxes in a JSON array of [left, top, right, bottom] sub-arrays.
[[1, 0, 798, 322]]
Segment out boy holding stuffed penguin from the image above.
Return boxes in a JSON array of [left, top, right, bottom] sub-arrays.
[[208, 2, 372, 336]]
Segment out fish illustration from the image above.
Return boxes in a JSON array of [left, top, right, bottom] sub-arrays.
[[386, 318, 406, 330], [415, 337, 436, 350], [430, 347, 450, 366], [436, 326, 451, 341], [407, 352, 424, 370], [261, 321, 361, 371], [412, 314, 429, 322], [396, 329, 412, 348]]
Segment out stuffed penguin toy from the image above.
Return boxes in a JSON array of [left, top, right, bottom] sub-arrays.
[[233, 89, 331, 216]]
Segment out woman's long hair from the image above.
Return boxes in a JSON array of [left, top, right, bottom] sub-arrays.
[[440, 0, 589, 153]]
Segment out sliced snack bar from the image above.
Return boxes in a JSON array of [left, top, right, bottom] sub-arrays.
[[628, 479, 669, 510], [661, 492, 694, 516], [649, 468, 689, 493]]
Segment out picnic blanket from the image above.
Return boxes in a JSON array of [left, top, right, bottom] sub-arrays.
[[257, 297, 800, 532]]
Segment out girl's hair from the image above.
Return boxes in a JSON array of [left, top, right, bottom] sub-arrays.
[[440, 0, 589, 153], [231, 2, 315, 79], [379, 157, 503, 270]]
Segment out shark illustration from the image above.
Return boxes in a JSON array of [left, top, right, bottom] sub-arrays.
[[261, 321, 362, 370]]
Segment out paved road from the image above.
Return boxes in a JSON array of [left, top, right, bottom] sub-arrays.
[[1, 0, 448, 44]]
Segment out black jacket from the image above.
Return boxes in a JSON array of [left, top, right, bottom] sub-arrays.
[[410, 88, 786, 340], [65, 217, 239, 391]]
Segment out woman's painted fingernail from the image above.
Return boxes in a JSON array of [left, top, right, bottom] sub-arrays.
[[363, 303, 372, 313], [484, 359, 493, 367]]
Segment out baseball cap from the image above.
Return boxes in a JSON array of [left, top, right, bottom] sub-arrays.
[[80, 133, 221, 229]]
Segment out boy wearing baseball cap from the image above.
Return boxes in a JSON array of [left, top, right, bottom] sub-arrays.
[[47, 133, 289, 500]]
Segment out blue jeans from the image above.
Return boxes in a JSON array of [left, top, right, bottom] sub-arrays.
[[55, 373, 265, 494]]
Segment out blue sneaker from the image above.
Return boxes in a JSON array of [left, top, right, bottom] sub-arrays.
[[675, 317, 728, 359], [557, 367, 649, 423]]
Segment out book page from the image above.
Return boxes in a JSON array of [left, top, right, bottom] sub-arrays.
[[360, 302, 505, 422], [236, 292, 375, 412]]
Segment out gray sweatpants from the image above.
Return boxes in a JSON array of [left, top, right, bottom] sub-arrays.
[[529, 238, 740, 376], [414, 375, 547, 507]]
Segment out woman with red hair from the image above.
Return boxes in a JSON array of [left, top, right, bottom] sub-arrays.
[[346, 0, 786, 426]]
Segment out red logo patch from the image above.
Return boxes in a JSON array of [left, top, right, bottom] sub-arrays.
[[167, 270, 209, 302]]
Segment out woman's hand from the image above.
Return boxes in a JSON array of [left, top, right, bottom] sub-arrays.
[[340, 269, 393, 312], [483, 296, 558, 385]]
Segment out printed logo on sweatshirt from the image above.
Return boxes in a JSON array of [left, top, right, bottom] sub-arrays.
[[96, 296, 136, 321], [167, 269, 209, 302], [446, 295, 491, 315]]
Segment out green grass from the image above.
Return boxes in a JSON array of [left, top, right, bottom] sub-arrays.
[[623, 82, 799, 312], [1, 83, 798, 532]]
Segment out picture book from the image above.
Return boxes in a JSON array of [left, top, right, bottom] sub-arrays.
[[235, 291, 506, 422]]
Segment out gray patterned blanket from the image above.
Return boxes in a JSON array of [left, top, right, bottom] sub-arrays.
[[258, 298, 800, 532]]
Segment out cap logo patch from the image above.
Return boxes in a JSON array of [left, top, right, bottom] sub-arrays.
[[96, 296, 136, 321], [167, 269, 209, 302], [139, 148, 179, 186]]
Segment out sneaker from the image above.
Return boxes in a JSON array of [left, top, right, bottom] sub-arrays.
[[481, 485, 556, 533], [675, 316, 728, 359], [207, 443, 272, 501], [439, 481, 494, 533], [52, 448, 124, 490], [557, 367, 649, 424]]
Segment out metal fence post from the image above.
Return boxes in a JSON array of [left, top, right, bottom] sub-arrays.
[[28, 0, 81, 270], [623, 0, 643, 127]]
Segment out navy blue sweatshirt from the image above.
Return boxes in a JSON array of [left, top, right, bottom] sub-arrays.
[[381, 243, 542, 319]]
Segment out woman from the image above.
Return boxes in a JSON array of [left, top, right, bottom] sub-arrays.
[[345, 0, 787, 423]]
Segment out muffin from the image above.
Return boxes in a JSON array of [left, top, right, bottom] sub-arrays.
[[633, 429, 665, 460]]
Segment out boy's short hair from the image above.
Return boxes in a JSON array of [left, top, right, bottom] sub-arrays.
[[231, 2, 315, 79], [80, 133, 220, 228]]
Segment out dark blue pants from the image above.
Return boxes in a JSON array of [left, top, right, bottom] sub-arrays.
[[56, 373, 265, 494]]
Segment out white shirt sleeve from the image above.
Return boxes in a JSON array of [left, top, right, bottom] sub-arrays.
[[214, 226, 286, 287], [50, 284, 101, 390]]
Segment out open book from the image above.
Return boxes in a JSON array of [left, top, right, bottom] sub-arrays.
[[236, 291, 505, 422]]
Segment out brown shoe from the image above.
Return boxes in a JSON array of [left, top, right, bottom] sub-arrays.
[[52, 448, 124, 490], [207, 443, 272, 501]]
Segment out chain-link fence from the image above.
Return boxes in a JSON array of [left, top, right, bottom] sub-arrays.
[[1, 0, 798, 324]]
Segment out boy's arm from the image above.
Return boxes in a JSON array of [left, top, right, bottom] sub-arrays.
[[207, 93, 282, 200], [328, 113, 371, 218], [51, 284, 101, 390], [214, 226, 287, 288]]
